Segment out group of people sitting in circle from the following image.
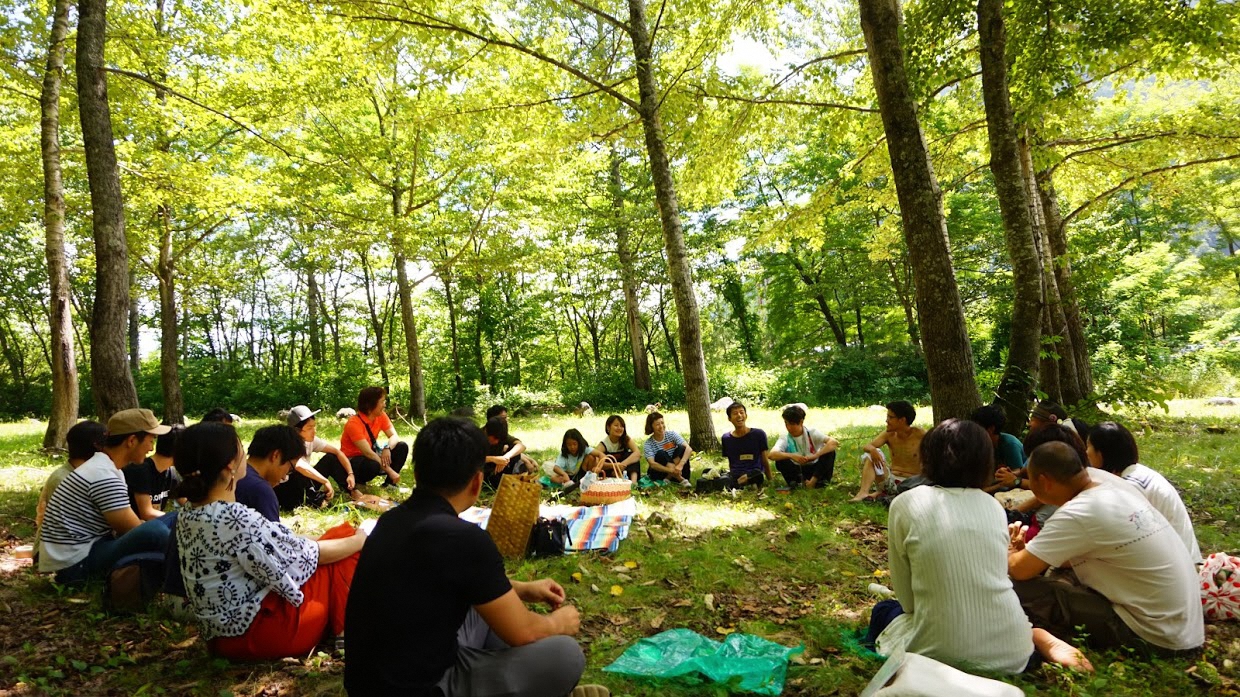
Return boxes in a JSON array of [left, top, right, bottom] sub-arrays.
[[479, 401, 842, 496], [30, 389, 1206, 694]]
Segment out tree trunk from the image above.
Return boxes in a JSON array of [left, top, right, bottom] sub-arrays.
[[626, 0, 715, 449], [978, 0, 1042, 430], [40, 0, 78, 449], [611, 151, 652, 391], [156, 210, 183, 424], [885, 257, 921, 350], [860, 0, 980, 422], [657, 286, 681, 373], [1020, 140, 1079, 408], [443, 269, 464, 397], [1036, 168, 1092, 400], [307, 266, 323, 363], [360, 258, 389, 386], [128, 269, 140, 373], [395, 253, 426, 420], [79, 0, 139, 419], [789, 254, 848, 347]]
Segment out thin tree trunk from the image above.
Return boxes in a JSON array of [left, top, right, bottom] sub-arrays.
[[657, 286, 680, 373], [307, 265, 323, 363], [395, 253, 426, 420], [360, 257, 389, 387], [626, 0, 715, 449], [885, 258, 921, 350], [1037, 168, 1092, 400], [789, 254, 848, 347], [978, 0, 1043, 430], [128, 269, 140, 373], [612, 150, 652, 391], [40, 0, 78, 449], [156, 210, 183, 423], [79, 0, 139, 419], [443, 269, 464, 397], [860, 0, 980, 422], [1021, 139, 1079, 407]]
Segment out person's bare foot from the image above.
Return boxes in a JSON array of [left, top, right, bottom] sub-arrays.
[[1033, 628, 1094, 672], [805, 476, 818, 489], [849, 493, 869, 502]]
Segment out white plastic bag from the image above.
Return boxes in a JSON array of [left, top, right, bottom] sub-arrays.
[[1201, 552, 1240, 621]]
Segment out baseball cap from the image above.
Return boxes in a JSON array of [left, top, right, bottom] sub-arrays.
[[287, 405, 321, 427], [107, 408, 173, 437]]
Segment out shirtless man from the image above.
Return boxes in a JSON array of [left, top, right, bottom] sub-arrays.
[[851, 401, 924, 502]]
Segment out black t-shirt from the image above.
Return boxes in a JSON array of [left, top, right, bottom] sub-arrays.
[[122, 458, 174, 515], [234, 464, 280, 522], [721, 428, 768, 476], [344, 490, 512, 696]]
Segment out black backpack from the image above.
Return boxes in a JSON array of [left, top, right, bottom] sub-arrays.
[[526, 517, 569, 558]]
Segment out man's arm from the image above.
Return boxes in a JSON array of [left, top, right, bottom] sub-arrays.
[[102, 506, 144, 535], [863, 432, 889, 460], [132, 493, 164, 521], [1007, 522, 1050, 580], [475, 588, 580, 647], [501, 439, 526, 460], [761, 448, 772, 479]]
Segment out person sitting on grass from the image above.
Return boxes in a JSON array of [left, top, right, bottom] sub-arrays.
[[862, 419, 1092, 673], [592, 415, 641, 482], [174, 421, 366, 660], [851, 401, 924, 502], [201, 408, 237, 424], [487, 404, 509, 422], [483, 417, 528, 489], [543, 429, 598, 487], [344, 417, 604, 697], [718, 402, 770, 489], [769, 404, 838, 489], [123, 424, 184, 520], [235, 425, 305, 521], [1086, 421, 1201, 564], [969, 405, 1024, 494], [318, 387, 408, 499], [274, 405, 340, 511], [34, 420, 106, 565], [38, 409, 173, 583], [1008, 441, 1204, 658], [1027, 400, 1070, 434], [642, 412, 694, 488]]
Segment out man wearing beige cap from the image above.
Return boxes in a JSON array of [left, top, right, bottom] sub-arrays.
[[39, 408, 174, 583]]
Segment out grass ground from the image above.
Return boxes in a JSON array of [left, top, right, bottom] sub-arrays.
[[0, 401, 1237, 696]]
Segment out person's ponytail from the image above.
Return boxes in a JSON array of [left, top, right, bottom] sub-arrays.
[[172, 422, 240, 503]]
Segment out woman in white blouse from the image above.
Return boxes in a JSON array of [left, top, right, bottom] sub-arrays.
[[173, 422, 367, 660], [862, 418, 1091, 673]]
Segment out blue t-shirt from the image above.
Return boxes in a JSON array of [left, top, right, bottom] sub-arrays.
[[996, 433, 1024, 472], [555, 451, 587, 475], [721, 428, 768, 476], [235, 464, 280, 522]]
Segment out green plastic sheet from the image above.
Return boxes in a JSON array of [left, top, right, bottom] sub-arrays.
[[602, 628, 804, 695]]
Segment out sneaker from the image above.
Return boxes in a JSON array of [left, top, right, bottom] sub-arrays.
[[680, 478, 693, 488]]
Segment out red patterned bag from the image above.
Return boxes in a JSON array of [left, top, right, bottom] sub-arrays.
[[1200, 552, 1240, 621]]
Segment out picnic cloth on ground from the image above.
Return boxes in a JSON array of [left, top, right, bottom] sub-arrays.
[[603, 628, 802, 696], [459, 498, 637, 553]]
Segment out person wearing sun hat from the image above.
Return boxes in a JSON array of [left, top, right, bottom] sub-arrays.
[[38, 408, 175, 583]]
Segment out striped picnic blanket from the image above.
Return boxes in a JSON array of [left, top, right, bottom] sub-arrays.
[[459, 498, 637, 553]]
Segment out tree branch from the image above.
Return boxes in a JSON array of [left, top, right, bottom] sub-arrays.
[[337, 10, 640, 111], [1061, 153, 1240, 228], [686, 84, 878, 112], [565, 0, 631, 35]]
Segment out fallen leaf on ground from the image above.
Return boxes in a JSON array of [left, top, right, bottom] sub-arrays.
[[704, 593, 715, 612], [650, 613, 665, 630], [624, 560, 638, 569], [610, 585, 624, 596], [571, 572, 583, 583], [170, 637, 197, 650], [673, 599, 693, 607], [716, 626, 736, 635], [591, 584, 601, 593]]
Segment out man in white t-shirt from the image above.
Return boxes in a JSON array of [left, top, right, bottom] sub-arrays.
[[39, 408, 174, 583], [1007, 442, 1204, 655], [769, 404, 839, 489]]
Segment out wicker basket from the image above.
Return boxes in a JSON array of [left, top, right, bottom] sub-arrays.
[[487, 473, 543, 558], [580, 478, 633, 506]]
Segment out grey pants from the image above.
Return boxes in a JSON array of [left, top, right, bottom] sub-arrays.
[[436, 609, 586, 697]]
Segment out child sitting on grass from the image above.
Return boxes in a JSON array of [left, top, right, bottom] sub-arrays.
[[543, 429, 599, 486]]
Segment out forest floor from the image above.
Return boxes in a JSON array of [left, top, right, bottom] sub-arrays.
[[0, 402, 1238, 696]]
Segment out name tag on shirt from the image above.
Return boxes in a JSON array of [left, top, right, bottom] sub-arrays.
[[740, 454, 754, 461]]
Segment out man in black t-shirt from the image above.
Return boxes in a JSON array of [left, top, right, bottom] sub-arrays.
[[123, 424, 184, 520], [482, 417, 528, 489], [345, 418, 598, 697]]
